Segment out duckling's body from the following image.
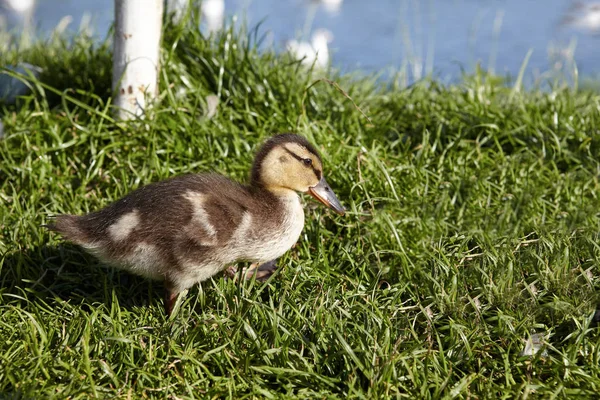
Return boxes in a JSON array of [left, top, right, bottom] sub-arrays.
[[54, 173, 304, 287], [49, 134, 344, 315]]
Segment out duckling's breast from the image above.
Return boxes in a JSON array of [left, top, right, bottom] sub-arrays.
[[200, 193, 304, 265], [238, 194, 305, 263], [171, 193, 304, 290]]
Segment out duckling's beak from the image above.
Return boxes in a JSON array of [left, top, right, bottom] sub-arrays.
[[308, 177, 345, 216]]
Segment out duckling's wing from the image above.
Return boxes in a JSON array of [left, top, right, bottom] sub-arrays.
[[49, 173, 258, 250]]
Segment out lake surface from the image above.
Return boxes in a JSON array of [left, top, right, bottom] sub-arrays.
[[2, 0, 600, 83]]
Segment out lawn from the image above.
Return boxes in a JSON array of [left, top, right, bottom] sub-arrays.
[[1, 16, 600, 398]]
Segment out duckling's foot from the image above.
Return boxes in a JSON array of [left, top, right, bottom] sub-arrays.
[[247, 260, 278, 281], [164, 288, 179, 317], [225, 259, 278, 282]]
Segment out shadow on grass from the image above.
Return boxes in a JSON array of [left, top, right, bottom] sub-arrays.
[[0, 244, 280, 317], [0, 243, 167, 315]]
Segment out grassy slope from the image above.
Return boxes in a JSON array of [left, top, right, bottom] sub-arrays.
[[1, 18, 600, 398]]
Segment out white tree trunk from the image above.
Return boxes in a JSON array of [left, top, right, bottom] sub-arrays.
[[113, 0, 163, 120]]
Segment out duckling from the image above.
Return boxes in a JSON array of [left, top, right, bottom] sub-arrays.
[[48, 133, 345, 315], [286, 29, 334, 69]]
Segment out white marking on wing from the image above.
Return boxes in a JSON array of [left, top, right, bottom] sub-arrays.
[[184, 191, 218, 245], [231, 212, 253, 243], [108, 209, 140, 241]]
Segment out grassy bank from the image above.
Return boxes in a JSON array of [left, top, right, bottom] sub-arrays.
[[1, 18, 600, 398]]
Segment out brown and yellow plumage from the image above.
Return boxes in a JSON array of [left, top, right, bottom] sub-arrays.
[[48, 133, 344, 315]]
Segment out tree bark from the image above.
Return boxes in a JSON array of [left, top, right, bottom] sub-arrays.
[[113, 0, 163, 120]]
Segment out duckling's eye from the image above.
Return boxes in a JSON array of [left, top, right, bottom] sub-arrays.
[[303, 158, 313, 167]]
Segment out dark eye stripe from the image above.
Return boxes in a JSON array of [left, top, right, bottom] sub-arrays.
[[283, 147, 322, 180], [283, 147, 304, 162], [312, 167, 322, 180]]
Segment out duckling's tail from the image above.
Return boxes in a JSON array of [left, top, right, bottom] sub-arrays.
[[44, 215, 86, 242]]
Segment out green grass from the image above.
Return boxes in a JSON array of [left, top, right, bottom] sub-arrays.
[[2, 15, 600, 398]]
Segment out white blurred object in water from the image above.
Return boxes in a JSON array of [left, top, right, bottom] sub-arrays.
[[315, 0, 343, 15], [1, 0, 35, 14], [286, 29, 333, 69], [0, 0, 35, 36], [561, 1, 600, 33], [202, 0, 224, 34]]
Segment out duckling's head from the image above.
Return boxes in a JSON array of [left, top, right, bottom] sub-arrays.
[[251, 133, 345, 215]]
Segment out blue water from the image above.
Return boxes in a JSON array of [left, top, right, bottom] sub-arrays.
[[2, 0, 600, 82]]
